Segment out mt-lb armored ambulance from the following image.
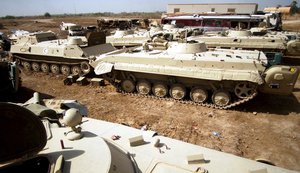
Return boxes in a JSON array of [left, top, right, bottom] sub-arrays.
[[91, 41, 299, 109], [0, 95, 298, 173], [10, 31, 116, 75]]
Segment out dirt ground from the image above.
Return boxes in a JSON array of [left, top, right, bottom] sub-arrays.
[[1, 16, 300, 171]]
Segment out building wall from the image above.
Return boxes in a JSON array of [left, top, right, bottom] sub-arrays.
[[167, 3, 258, 14]]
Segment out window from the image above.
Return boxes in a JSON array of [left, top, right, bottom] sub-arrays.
[[227, 8, 236, 13], [174, 8, 180, 13], [211, 8, 215, 12]]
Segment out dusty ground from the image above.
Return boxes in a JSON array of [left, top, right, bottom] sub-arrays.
[[1, 16, 300, 171]]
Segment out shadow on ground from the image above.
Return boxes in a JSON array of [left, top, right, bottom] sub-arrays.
[[235, 93, 300, 115]]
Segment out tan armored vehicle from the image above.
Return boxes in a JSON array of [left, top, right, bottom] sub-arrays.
[[60, 22, 85, 36], [106, 29, 151, 48], [91, 41, 299, 109], [187, 30, 300, 57], [10, 31, 116, 75], [106, 24, 201, 48], [0, 94, 298, 173]]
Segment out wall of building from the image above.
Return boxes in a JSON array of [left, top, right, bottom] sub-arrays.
[[167, 3, 258, 14]]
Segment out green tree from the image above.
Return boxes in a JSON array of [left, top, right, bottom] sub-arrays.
[[44, 12, 51, 18], [290, 0, 299, 14]]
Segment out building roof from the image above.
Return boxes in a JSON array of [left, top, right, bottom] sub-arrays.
[[168, 3, 258, 6]]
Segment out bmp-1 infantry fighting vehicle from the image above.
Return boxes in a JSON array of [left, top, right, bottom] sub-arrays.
[[10, 31, 116, 75], [187, 30, 300, 57], [91, 41, 299, 109], [0, 94, 298, 173]]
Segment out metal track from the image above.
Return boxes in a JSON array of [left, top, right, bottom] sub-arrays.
[[110, 80, 258, 110], [14, 55, 85, 66]]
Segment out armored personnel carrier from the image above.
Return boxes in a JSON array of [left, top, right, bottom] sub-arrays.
[[91, 41, 299, 109], [187, 30, 300, 57], [0, 95, 298, 173], [106, 25, 201, 48], [106, 29, 151, 48], [10, 31, 116, 75]]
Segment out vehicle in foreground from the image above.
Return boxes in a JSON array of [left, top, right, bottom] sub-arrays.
[[0, 94, 298, 173], [91, 41, 299, 109]]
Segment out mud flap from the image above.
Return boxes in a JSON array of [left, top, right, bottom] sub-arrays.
[[94, 62, 114, 75]]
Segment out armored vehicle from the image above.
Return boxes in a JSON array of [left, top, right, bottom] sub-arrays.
[[106, 25, 201, 48], [10, 31, 116, 75], [0, 95, 298, 173], [106, 29, 151, 48], [91, 41, 299, 109], [187, 30, 300, 57], [60, 22, 85, 36], [0, 59, 19, 94]]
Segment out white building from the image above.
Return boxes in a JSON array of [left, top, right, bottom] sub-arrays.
[[167, 3, 258, 14]]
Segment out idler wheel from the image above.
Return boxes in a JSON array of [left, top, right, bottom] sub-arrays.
[[41, 63, 49, 73], [212, 90, 231, 107], [121, 79, 135, 93], [234, 82, 257, 99], [31, 62, 40, 72], [61, 65, 71, 76], [136, 80, 151, 95], [50, 64, 60, 74], [23, 61, 31, 71], [190, 87, 208, 103], [80, 61, 91, 74], [169, 84, 186, 100], [71, 66, 81, 75], [152, 83, 168, 98]]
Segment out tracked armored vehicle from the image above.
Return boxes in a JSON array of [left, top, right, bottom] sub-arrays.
[[0, 94, 298, 173], [106, 25, 201, 48], [91, 41, 299, 109], [187, 30, 300, 57], [106, 29, 151, 48], [10, 31, 116, 75]]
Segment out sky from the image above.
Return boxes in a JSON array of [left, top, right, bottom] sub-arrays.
[[0, 0, 296, 17]]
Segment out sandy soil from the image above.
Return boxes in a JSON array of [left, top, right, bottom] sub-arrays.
[[1, 16, 300, 171]]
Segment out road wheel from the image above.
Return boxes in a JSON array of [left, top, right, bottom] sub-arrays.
[[136, 80, 151, 95], [190, 87, 208, 103], [152, 83, 168, 98], [50, 64, 60, 74], [121, 79, 135, 93], [169, 84, 186, 100], [71, 66, 81, 75], [41, 63, 49, 73], [80, 61, 91, 74], [61, 65, 71, 76], [31, 62, 40, 72], [23, 61, 31, 71], [212, 90, 231, 107]]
